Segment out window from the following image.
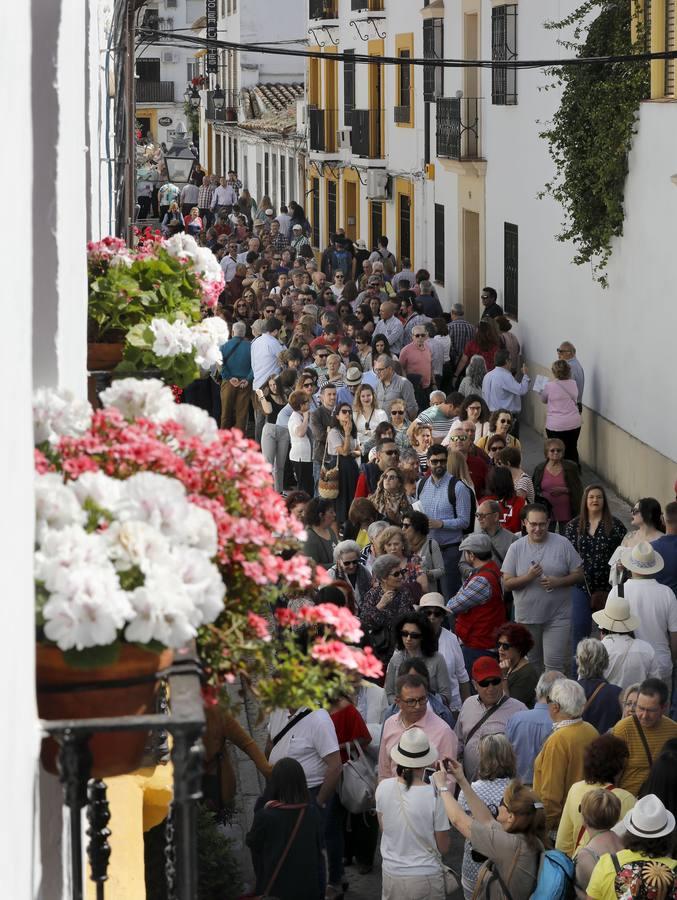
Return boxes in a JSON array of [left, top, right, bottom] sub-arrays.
[[311, 177, 321, 247], [370, 201, 383, 250], [256, 161, 262, 197], [232, 138, 238, 172], [280, 156, 286, 204], [504, 223, 519, 318], [344, 49, 355, 127], [434, 204, 445, 284], [423, 19, 443, 101], [399, 194, 411, 265], [328, 180, 337, 240], [492, 5, 518, 105], [288, 157, 296, 202], [395, 49, 412, 123], [264, 152, 270, 198], [166, 0, 177, 7], [186, 61, 199, 82], [272, 154, 278, 206]]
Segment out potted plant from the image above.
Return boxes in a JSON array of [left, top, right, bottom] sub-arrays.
[[33, 380, 382, 774]]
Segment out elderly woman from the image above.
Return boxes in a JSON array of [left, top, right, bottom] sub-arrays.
[[458, 735, 517, 900], [576, 638, 622, 732], [327, 540, 373, 612], [368, 468, 413, 527], [619, 682, 641, 718], [531, 439, 582, 533], [496, 622, 539, 708], [458, 354, 487, 398], [402, 511, 445, 594], [359, 554, 416, 664], [475, 409, 522, 452], [573, 790, 624, 898], [556, 734, 633, 859], [374, 525, 427, 595], [432, 763, 547, 899], [537, 358, 583, 467], [384, 611, 452, 705], [360, 519, 390, 571]]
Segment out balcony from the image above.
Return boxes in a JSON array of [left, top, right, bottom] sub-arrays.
[[135, 81, 175, 103], [351, 109, 383, 159], [309, 107, 339, 154], [205, 90, 239, 124], [309, 0, 337, 19], [436, 97, 482, 161]]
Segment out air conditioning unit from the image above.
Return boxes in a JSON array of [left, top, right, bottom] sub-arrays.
[[337, 126, 352, 150], [161, 51, 178, 64], [366, 168, 389, 200]]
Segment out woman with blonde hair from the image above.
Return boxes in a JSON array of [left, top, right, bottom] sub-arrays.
[[447, 449, 476, 494], [409, 422, 434, 474], [353, 384, 388, 451], [433, 762, 546, 899]]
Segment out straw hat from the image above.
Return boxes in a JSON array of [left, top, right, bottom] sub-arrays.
[[623, 794, 675, 839], [389, 727, 438, 769], [592, 589, 640, 633], [418, 593, 447, 610], [345, 366, 363, 386], [621, 541, 664, 576]]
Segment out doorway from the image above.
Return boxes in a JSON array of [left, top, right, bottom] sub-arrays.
[[463, 209, 480, 322]]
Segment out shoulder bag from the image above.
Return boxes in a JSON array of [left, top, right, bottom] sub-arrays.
[[271, 708, 313, 749], [338, 740, 377, 814], [632, 714, 654, 768], [396, 784, 460, 896], [318, 433, 339, 500], [464, 696, 509, 748]]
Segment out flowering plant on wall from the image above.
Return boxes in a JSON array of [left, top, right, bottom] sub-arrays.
[[116, 315, 229, 387], [87, 233, 224, 341], [34, 380, 382, 705]]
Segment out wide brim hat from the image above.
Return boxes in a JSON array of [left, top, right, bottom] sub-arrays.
[[592, 588, 640, 633], [354, 239, 367, 250], [623, 794, 675, 838], [345, 366, 363, 386], [621, 541, 664, 576], [418, 592, 447, 610], [390, 726, 438, 769]]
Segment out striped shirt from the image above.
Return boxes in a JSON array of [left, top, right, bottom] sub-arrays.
[[448, 318, 476, 366], [197, 182, 214, 209], [612, 715, 677, 796]]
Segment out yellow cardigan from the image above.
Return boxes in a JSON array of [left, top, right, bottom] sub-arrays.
[[533, 721, 599, 832]]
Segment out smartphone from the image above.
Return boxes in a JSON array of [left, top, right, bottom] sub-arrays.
[[423, 767, 435, 784]]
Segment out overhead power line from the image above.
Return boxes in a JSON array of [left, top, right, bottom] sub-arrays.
[[140, 27, 677, 70]]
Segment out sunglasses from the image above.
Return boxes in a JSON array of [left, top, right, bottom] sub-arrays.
[[391, 410, 405, 416], [477, 677, 502, 688], [449, 435, 468, 442], [400, 630, 422, 639], [382, 449, 399, 456], [498, 418, 512, 424], [497, 642, 512, 651], [390, 568, 407, 577], [342, 558, 359, 567]]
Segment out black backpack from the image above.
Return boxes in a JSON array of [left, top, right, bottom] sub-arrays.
[[416, 475, 476, 535]]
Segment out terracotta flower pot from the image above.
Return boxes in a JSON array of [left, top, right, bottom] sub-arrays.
[[36, 644, 173, 778], [87, 342, 125, 372]]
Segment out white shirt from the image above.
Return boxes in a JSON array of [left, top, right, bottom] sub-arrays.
[[376, 780, 449, 876], [437, 627, 470, 711], [288, 411, 312, 462], [276, 213, 292, 238], [267, 708, 339, 787], [180, 183, 199, 205], [354, 408, 388, 447], [220, 255, 238, 283], [602, 633, 661, 689], [250, 332, 284, 389], [625, 579, 677, 678]]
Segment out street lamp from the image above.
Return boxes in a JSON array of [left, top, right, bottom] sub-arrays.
[[184, 84, 201, 108], [213, 84, 226, 112], [163, 123, 197, 184]]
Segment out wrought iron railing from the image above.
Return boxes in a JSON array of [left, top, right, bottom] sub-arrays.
[[136, 81, 175, 103], [41, 648, 205, 900], [351, 108, 383, 158], [436, 97, 482, 160]]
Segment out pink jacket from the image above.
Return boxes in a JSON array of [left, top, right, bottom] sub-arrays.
[[540, 379, 582, 430]]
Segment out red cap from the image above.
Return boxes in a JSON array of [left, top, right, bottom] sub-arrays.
[[472, 656, 502, 682]]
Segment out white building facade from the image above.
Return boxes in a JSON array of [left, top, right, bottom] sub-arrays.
[[303, 0, 677, 502]]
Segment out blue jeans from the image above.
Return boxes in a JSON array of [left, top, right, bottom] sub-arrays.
[[570, 585, 592, 676]]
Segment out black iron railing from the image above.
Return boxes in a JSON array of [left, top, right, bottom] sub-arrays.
[[309, 107, 326, 151], [41, 648, 205, 900], [351, 109, 383, 158], [205, 90, 240, 123], [309, 0, 337, 18], [136, 81, 175, 103], [436, 97, 482, 160]]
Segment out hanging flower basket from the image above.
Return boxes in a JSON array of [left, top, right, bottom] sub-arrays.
[[37, 644, 173, 777]]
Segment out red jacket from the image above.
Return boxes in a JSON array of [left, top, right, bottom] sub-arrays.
[[454, 561, 505, 650]]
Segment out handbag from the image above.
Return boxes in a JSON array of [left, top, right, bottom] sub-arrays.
[[318, 436, 339, 500], [396, 784, 460, 896], [338, 740, 377, 814]]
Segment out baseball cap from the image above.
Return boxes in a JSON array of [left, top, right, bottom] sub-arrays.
[[472, 656, 502, 682]]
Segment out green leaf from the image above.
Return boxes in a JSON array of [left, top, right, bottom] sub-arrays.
[[61, 643, 122, 669]]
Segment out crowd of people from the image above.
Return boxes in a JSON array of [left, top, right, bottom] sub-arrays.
[[159, 173, 677, 900]]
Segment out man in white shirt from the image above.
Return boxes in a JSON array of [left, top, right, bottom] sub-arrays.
[[219, 242, 239, 283], [237, 236, 261, 265], [210, 177, 238, 213], [276, 204, 292, 238], [250, 318, 284, 390], [592, 589, 661, 688], [621, 542, 677, 694], [373, 301, 404, 354], [482, 349, 531, 418], [179, 181, 199, 216]]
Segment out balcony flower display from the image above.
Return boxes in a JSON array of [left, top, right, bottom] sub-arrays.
[[87, 232, 224, 343], [34, 380, 382, 714]]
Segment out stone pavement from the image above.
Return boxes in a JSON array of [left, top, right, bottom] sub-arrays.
[[222, 423, 633, 899]]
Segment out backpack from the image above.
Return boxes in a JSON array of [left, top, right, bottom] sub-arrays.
[[610, 852, 677, 899], [530, 850, 575, 900], [416, 475, 476, 535]]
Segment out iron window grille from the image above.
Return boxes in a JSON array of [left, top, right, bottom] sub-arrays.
[[343, 49, 355, 127], [434, 203, 445, 284], [504, 222, 519, 318], [309, 107, 326, 152], [436, 97, 481, 160], [311, 178, 321, 247], [328, 180, 338, 240], [423, 19, 444, 101], [491, 5, 518, 105]]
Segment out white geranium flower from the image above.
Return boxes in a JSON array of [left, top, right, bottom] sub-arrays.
[[42, 564, 132, 651], [68, 471, 122, 513], [164, 233, 198, 260], [170, 546, 225, 624], [35, 473, 86, 537], [124, 566, 196, 647], [150, 318, 194, 358], [117, 472, 188, 538], [191, 331, 223, 370], [171, 404, 219, 444], [35, 526, 110, 592], [105, 520, 172, 572], [33, 387, 92, 444], [173, 501, 219, 556], [99, 378, 177, 422], [194, 247, 223, 282], [194, 316, 229, 344]]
